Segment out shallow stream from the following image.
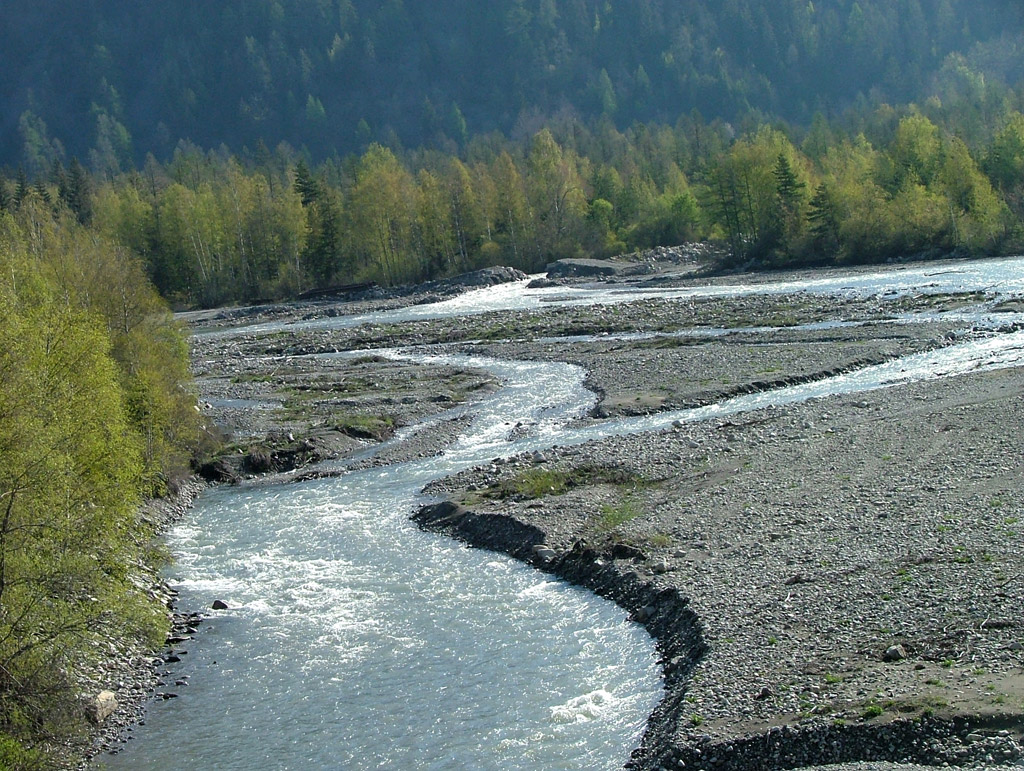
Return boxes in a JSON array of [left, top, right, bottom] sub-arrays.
[[99, 256, 1024, 770]]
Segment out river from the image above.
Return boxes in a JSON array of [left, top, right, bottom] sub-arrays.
[[97, 256, 1024, 770]]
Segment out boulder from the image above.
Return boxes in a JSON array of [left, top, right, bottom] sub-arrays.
[[882, 644, 908, 662], [87, 690, 118, 724], [532, 545, 557, 563], [545, 258, 622, 278]]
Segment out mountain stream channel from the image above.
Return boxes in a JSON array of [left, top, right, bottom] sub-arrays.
[[95, 256, 1024, 770]]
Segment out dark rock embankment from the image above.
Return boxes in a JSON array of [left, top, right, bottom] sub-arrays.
[[415, 486, 1024, 770], [413, 500, 706, 770]]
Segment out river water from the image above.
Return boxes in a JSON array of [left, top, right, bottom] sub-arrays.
[[99, 257, 1024, 770]]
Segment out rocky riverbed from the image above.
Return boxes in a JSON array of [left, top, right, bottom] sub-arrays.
[[96, 254, 1024, 769]]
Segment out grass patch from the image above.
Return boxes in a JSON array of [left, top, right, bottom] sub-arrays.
[[861, 704, 884, 720], [597, 495, 643, 532], [472, 464, 648, 502], [334, 413, 396, 440]]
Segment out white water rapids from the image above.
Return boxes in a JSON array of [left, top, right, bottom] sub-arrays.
[[97, 256, 1024, 770]]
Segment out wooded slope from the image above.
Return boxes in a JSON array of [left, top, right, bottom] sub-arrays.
[[4, 0, 1023, 169]]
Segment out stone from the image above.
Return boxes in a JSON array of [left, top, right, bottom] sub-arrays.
[[882, 644, 908, 662], [88, 690, 118, 724], [545, 258, 622, 278], [633, 605, 657, 623], [532, 545, 557, 563], [211, 599, 229, 610]]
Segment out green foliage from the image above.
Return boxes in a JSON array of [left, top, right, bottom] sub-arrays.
[[597, 496, 643, 533], [0, 733, 46, 770], [6, 77, 1024, 307], [471, 464, 643, 502], [0, 205, 199, 756], [861, 704, 885, 719]]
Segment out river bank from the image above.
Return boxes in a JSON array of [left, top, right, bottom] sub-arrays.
[[97, 254, 1024, 768], [421, 365, 1024, 769]]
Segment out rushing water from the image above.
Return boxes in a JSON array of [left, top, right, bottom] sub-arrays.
[[221, 254, 1024, 338], [100, 257, 1024, 770], [98, 357, 661, 771]]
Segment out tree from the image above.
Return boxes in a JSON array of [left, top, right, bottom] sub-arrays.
[[983, 112, 1024, 219], [485, 151, 530, 268], [806, 182, 841, 257], [773, 152, 808, 257], [935, 136, 1006, 252], [59, 159, 93, 224], [525, 129, 587, 265], [13, 170, 29, 209], [344, 144, 418, 284], [0, 207, 198, 760], [704, 127, 802, 264]]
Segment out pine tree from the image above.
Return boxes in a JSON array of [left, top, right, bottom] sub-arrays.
[[64, 158, 92, 223], [14, 168, 29, 208], [807, 182, 841, 254], [293, 159, 320, 207], [773, 153, 805, 214], [32, 178, 51, 204]]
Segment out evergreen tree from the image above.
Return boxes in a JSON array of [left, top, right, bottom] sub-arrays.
[[774, 153, 806, 214], [13, 169, 29, 208], [62, 158, 93, 223], [806, 182, 841, 256], [32, 178, 51, 205], [293, 159, 320, 207]]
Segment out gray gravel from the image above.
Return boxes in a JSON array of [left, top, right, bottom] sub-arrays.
[[165, 261, 1024, 768], [429, 362, 1024, 768]]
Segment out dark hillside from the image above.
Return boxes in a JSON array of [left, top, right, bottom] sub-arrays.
[[3, 0, 1023, 168]]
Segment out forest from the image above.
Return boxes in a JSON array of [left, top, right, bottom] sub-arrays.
[[3, 90, 1023, 308], [3, 0, 1024, 169], [4, 0, 1024, 764]]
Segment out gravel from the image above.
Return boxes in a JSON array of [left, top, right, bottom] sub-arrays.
[[101, 258, 1024, 769]]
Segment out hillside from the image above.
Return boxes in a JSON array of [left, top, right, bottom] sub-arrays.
[[3, 0, 1024, 170]]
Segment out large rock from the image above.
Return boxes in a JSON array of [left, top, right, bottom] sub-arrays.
[[545, 258, 622, 278], [419, 266, 528, 294], [87, 690, 118, 724]]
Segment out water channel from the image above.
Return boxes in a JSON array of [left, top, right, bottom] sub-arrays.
[[98, 257, 1024, 770]]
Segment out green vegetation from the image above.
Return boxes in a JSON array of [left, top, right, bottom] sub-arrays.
[[0, 204, 201, 761], [861, 704, 885, 720], [333, 414, 396, 441], [2, 96, 1024, 307], [597, 496, 644, 533], [470, 464, 643, 502], [3, 1, 1022, 166], [0, 3, 1020, 311]]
